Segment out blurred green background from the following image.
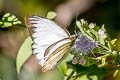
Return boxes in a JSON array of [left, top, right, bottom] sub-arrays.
[[0, 0, 120, 80]]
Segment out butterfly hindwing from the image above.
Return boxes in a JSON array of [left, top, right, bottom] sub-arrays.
[[42, 38, 72, 72]]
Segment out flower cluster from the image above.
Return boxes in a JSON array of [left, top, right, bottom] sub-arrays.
[[72, 35, 96, 55], [70, 19, 118, 67], [57, 18, 119, 80], [71, 35, 96, 64]]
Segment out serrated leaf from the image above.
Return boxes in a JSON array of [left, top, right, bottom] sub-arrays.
[[47, 11, 57, 19], [58, 61, 67, 75], [16, 36, 33, 74]]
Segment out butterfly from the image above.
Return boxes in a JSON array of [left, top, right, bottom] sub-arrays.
[[24, 15, 75, 72]]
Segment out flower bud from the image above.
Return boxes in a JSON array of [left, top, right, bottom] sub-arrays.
[[98, 29, 105, 35], [98, 29, 107, 39], [76, 21, 81, 26], [72, 57, 78, 64], [89, 23, 95, 29], [80, 58, 86, 65]]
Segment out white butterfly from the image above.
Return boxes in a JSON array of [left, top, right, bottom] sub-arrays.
[[25, 15, 75, 72]]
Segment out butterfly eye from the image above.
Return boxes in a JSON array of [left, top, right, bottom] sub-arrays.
[[74, 30, 80, 39]]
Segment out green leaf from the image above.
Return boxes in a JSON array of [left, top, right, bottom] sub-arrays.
[[1, 13, 22, 28], [101, 57, 105, 66], [98, 35, 105, 45], [58, 61, 67, 75], [89, 29, 99, 40], [76, 21, 84, 34], [47, 11, 57, 19], [58, 54, 73, 75], [106, 41, 112, 50], [7, 15, 16, 21], [111, 39, 117, 45], [16, 36, 33, 74], [83, 57, 100, 67], [3, 13, 10, 17], [13, 18, 18, 21], [89, 75, 98, 80], [64, 54, 73, 62], [3, 22, 12, 28], [101, 24, 106, 32], [0, 21, 3, 25], [13, 21, 22, 25]]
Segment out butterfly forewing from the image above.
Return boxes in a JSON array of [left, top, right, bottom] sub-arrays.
[[25, 15, 74, 72]]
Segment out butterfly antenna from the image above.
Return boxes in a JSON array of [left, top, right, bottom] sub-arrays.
[[75, 12, 78, 33], [74, 12, 79, 38], [73, 12, 81, 39]]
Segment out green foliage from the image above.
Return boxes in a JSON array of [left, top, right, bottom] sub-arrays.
[[46, 11, 57, 19], [83, 57, 100, 67], [61, 19, 120, 80], [0, 13, 22, 28], [58, 61, 68, 75], [16, 37, 32, 74], [58, 54, 73, 75]]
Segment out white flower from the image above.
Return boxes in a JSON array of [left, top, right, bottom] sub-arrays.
[[80, 19, 85, 23], [76, 21, 81, 26], [101, 34, 107, 39], [98, 29, 105, 35], [89, 23, 95, 28], [98, 29, 107, 39]]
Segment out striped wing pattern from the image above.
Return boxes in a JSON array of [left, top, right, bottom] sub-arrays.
[[25, 15, 73, 72]]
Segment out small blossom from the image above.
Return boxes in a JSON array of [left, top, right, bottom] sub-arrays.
[[72, 57, 78, 64], [86, 41, 96, 50], [101, 34, 107, 39], [98, 29, 107, 39], [80, 58, 86, 65], [89, 23, 95, 29], [80, 19, 85, 23], [98, 29, 105, 35], [76, 21, 81, 26]]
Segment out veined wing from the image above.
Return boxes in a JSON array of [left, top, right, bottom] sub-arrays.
[[41, 38, 73, 72], [24, 15, 72, 69]]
